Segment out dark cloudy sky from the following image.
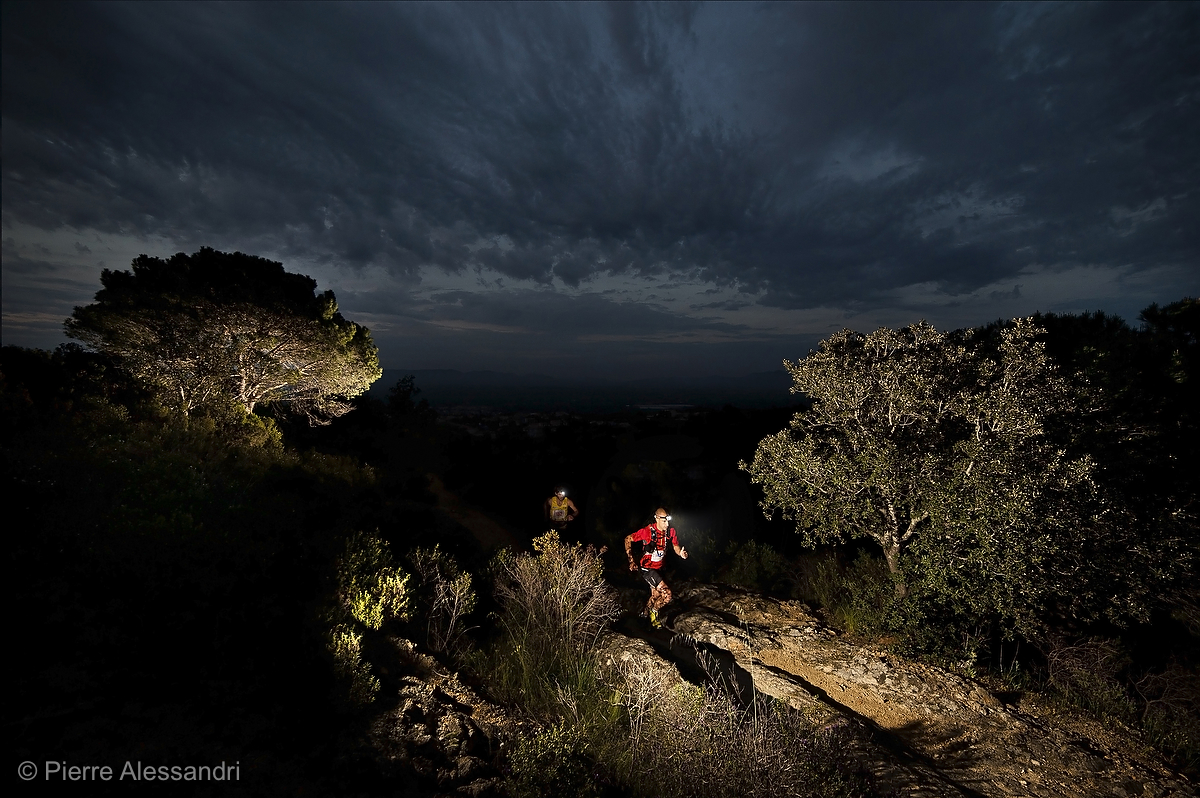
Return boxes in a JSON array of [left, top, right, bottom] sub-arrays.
[[3, 2, 1197, 379]]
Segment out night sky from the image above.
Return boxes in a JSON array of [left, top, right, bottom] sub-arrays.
[[3, 2, 1198, 380]]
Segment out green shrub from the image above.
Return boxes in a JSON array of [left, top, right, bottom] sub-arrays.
[[473, 533, 622, 796], [1135, 662, 1200, 772], [722, 539, 793, 595], [482, 533, 620, 714], [337, 531, 412, 631], [328, 624, 380, 705], [189, 394, 283, 449], [1044, 636, 1136, 722], [327, 531, 413, 705], [505, 722, 598, 798], [792, 550, 896, 636]]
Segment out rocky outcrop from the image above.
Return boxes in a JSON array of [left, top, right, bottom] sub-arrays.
[[665, 582, 1195, 798], [365, 637, 525, 797]]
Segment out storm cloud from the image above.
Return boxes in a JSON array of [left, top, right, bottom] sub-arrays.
[[3, 2, 1197, 376]]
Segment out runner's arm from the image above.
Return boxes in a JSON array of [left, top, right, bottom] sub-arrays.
[[671, 528, 688, 559]]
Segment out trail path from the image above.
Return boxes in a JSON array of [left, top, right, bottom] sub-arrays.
[[654, 582, 1194, 798], [426, 476, 522, 551]]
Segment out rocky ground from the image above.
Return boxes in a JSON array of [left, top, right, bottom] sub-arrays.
[[361, 580, 1194, 798], [643, 581, 1197, 798], [363, 637, 526, 797], [417, 488, 1194, 797]]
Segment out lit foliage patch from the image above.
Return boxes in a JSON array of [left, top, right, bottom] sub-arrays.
[[329, 531, 412, 704]]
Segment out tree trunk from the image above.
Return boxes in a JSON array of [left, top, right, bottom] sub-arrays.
[[881, 541, 909, 599]]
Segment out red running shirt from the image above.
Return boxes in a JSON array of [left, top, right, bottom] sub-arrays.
[[630, 524, 678, 570]]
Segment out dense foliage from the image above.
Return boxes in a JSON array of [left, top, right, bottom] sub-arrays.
[[2, 344, 449, 794], [743, 319, 1104, 633], [66, 247, 381, 423], [739, 303, 1199, 771]]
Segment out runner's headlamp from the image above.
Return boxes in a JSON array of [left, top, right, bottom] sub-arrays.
[[655, 514, 671, 522]]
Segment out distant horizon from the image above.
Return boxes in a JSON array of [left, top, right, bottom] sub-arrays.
[[369, 366, 800, 412], [376, 366, 793, 384]]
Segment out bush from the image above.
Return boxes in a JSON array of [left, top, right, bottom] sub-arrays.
[[474, 532, 622, 795], [327, 531, 413, 705], [188, 394, 283, 449], [328, 625, 379, 706], [337, 531, 412, 631], [480, 533, 618, 717], [792, 550, 896, 636], [407, 545, 476, 657], [722, 539, 793, 596], [1043, 636, 1136, 721], [505, 722, 598, 798], [493, 532, 620, 667], [1136, 663, 1200, 772]]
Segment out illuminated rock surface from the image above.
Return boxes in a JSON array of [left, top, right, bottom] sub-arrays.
[[657, 583, 1194, 798]]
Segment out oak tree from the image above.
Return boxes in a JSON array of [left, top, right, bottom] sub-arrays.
[[66, 248, 381, 423], [742, 319, 1095, 630]]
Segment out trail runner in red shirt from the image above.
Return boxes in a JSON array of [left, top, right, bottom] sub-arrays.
[[624, 507, 688, 629]]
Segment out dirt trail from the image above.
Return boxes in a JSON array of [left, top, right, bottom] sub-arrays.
[[426, 476, 522, 551], [659, 582, 1194, 798]]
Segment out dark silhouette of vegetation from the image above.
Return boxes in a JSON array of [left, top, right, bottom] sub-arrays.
[[2, 344, 454, 795]]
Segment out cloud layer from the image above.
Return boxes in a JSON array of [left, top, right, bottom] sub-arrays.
[[3, 2, 1197, 375]]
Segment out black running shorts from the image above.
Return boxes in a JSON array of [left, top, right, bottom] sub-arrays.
[[639, 567, 664, 588]]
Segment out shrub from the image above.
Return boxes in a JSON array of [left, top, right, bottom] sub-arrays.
[[1043, 636, 1136, 721], [327, 531, 413, 705], [722, 539, 793, 596], [188, 394, 283, 449], [328, 625, 380, 706], [1137, 663, 1200, 773], [337, 531, 412, 631], [505, 722, 598, 798], [480, 533, 619, 725], [792, 550, 896, 636], [473, 533, 623, 793], [407, 545, 476, 656], [493, 532, 620, 665]]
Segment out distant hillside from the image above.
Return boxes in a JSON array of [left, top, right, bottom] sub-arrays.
[[370, 369, 798, 412]]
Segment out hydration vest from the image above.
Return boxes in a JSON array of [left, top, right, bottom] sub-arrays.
[[642, 526, 670, 568]]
